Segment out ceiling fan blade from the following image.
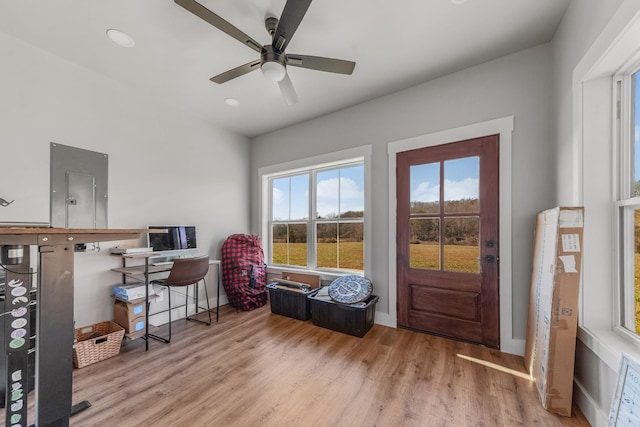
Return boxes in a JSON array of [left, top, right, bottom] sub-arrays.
[[278, 73, 298, 105], [175, 0, 263, 53], [210, 60, 261, 84], [287, 54, 355, 75], [272, 0, 312, 51]]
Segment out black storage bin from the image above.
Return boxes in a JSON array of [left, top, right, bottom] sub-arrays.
[[308, 294, 379, 337], [267, 284, 318, 321]]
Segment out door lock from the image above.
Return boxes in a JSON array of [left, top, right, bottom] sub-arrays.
[[483, 255, 497, 263]]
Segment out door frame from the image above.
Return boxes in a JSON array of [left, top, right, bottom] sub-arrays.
[[387, 116, 520, 355]]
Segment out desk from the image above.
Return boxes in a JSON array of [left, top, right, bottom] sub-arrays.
[[0, 228, 148, 427], [111, 255, 221, 350]]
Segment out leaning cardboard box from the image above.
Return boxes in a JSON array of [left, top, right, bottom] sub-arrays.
[[524, 206, 584, 417], [73, 321, 125, 368]]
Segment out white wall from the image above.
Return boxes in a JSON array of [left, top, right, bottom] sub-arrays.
[[0, 31, 251, 326], [552, 0, 633, 426], [250, 43, 555, 350]]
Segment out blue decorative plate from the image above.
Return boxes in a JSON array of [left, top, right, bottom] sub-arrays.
[[328, 275, 372, 304]]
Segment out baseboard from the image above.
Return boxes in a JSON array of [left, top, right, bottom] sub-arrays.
[[374, 311, 395, 328], [500, 338, 525, 356], [208, 295, 229, 307], [574, 378, 608, 427]]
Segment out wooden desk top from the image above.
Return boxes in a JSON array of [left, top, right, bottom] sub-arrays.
[[0, 228, 159, 235], [0, 228, 162, 245]]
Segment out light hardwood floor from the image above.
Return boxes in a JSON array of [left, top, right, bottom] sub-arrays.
[[14, 304, 592, 426]]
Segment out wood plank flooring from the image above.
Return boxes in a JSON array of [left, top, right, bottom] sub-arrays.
[[9, 304, 591, 426]]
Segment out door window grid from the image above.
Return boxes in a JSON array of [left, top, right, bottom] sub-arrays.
[[409, 157, 480, 273]]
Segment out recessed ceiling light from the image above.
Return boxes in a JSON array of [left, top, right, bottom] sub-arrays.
[[225, 98, 240, 107], [106, 29, 135, 47], [451, 0, 468, 4]]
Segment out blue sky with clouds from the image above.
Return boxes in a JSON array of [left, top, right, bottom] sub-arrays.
[[410, 157, 479, 203], [272, 165, 364, 220]]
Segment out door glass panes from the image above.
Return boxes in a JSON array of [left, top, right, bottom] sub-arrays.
[[271, 223, 307, 267], [410, 163, 440, 213], [409, 218, 440, 269], [444, 157, 479, 213], [443, 217, 480, 273], [272, 175, 309, 221], [634, 72, 640, 197]]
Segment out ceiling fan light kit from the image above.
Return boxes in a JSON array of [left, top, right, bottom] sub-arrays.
[[260, 46, 287, 82], [174, 0, 355, 105]]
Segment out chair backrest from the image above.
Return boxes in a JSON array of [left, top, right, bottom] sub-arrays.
[[165, 255, 210, 287]]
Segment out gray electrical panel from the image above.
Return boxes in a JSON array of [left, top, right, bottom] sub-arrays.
[[50, 143, 108, 229]]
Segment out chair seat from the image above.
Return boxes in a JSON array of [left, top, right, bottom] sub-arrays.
[[148, 255, 211, 344]]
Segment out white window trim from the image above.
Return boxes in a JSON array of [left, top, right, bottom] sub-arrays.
[[258, 145, 372, 281], [572, 0, 640, 375]]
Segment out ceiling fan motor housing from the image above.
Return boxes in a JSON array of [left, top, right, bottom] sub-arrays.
[[261, 45, 286, 67]]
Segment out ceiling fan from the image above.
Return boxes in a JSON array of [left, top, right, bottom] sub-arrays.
[[174, 0, 356, 105]]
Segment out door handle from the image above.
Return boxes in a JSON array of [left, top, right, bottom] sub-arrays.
[[483, 255, 497, 263]]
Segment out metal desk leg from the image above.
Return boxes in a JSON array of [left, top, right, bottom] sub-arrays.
[[36, 243, 74, 427], [144, 257, 149, 351], [216, 263, 220, 322]]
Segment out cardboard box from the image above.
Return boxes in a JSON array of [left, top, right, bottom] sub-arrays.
[[524, 206, 584, 417], [113, 300, 147, 334], [280, 271, 321, 289], [113, 283, 154, 301]]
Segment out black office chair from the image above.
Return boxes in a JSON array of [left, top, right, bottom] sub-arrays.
[[149, 255, 211, 343]]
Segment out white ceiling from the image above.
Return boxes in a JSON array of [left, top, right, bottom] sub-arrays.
[[0, 0, 571, 138]]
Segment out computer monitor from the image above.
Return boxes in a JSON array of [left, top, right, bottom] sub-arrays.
[[147, 226, 197, 252]]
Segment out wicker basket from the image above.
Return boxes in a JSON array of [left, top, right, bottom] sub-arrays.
[[73, 321, 125, 368]]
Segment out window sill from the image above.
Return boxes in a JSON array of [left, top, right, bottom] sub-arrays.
[[577, 324, 640, 372], [266, 265, 361, 284]]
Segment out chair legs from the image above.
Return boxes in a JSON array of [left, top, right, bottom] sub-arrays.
[[187, 278, 212, 326], [149, 279, 211, 345], [148, 288, 171, 344]]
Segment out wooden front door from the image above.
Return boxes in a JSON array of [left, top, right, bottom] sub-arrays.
[[397, 134, 500, 348]]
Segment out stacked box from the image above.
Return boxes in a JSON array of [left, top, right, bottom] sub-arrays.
[[308, 294, 378, 337], [113, 283, 153, 301], [113, 300, 147, 334], [267, 284, 318, 320]]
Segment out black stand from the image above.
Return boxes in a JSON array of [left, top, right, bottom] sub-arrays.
[[1, 229, 143, 427]]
